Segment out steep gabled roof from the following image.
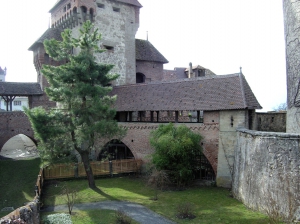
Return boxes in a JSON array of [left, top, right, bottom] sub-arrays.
[[0, 82, 43, 96], [136, 39, 169, 63], [110, 74, 262, 111], [28, 28, 63, 51]]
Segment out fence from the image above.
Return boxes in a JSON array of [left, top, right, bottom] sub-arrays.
[[43, 159, 143, 180]]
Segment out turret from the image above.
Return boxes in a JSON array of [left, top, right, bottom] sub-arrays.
[[0, 67, 7, 82]]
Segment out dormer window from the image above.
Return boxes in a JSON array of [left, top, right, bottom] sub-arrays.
[[113, 7, 120, 12]]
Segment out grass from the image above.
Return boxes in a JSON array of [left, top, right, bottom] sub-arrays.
[[0, 158, 41, 218], [42, 177, 271, 224]]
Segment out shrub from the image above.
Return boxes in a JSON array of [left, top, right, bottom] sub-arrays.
[[42, 213, 72, 224], [150, 123, 203, 187], [115, 210, 132, 224], [175, 202, 196, 220]]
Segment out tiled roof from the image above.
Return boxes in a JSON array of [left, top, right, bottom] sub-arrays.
[[136, 39, 169, 63], [49, 0, 142, 12], [28, 28, 63, 51], [110, 74, 262, 111], [0, 82, 43, 96]]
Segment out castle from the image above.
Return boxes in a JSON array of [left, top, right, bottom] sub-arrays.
[[25, 0, 262, 187], [0, 0, 298, 220]]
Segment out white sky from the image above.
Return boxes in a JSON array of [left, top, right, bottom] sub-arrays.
[[0, 0, 286, 111]]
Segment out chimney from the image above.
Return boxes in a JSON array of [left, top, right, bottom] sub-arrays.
[[189, 62, 193, 78]]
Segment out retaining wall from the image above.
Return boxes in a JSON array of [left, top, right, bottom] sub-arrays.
[[233, 128, 300, 221]]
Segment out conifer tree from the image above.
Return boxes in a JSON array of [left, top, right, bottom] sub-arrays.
[[25, 21, 125, 188]]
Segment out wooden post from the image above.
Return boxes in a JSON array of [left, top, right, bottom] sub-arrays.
[[150, 111, 154, 122], [156, 111, 159, 122], [197, 111, 200, 123]]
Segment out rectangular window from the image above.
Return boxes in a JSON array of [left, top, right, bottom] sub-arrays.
[[113, 7, 120, 12], [97, 3, 105, 8], [14, 101, 21, 106]]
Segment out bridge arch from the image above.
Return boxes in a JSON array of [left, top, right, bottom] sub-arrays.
[[98, 139, 136, 161]]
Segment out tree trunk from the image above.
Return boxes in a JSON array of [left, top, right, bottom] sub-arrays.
[[81, 151, 96, 188]]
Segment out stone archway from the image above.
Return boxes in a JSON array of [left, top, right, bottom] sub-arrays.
[[98, 139, 135, 161], [0, 134, 38, 159]]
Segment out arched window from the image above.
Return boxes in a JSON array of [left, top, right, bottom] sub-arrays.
[[98, 140, 134, 161], [90, 8, 94, 22], [136, 73, 145, 83], [80, 6, 87, 22], [73, 7, 77, 13]]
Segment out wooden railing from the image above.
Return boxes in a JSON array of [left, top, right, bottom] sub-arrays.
[[43, 159, 142, 180]]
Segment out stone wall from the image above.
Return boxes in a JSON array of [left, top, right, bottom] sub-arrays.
[[283, 0, 300, 133], [256, 112, 286, 132], [233, 128, 300, 221], [136, 61, 164, 82]]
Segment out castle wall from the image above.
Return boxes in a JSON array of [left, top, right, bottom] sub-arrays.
[[256, 112, 286, 132], [283, 0, 300, 133], [217, 110, 248, 188], [233, 128, 300, 221], [136, 61, 164, 82]]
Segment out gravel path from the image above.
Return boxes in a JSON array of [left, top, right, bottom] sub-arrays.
[[41, 201, 176, 224]]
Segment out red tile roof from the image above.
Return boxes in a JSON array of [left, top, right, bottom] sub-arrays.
[[110, 74, 262, 111]]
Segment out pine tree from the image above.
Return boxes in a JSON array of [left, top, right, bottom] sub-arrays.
[[25, 21, 125, 188]]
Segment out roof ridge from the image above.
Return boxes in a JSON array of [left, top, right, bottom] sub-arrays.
[[238, 74, 247, 108]]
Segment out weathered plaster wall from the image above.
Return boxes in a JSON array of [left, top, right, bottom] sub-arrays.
[[233, 128, 300, 221], [217, 110, 248, 188], [283, 0, 300, 133]]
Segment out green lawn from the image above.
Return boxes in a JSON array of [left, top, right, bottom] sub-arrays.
[[42, 177, 271, 224], [0, 158, 41, 218], [0, 159, 274, 224]]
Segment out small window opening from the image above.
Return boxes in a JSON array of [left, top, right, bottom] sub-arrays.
[[63, 6, 67, 12], [67, 3, 71, 10], [113, 7, 120, 12], [103, 45, 114, 52], [136, 73, 145, 83], [97, 3, 105, 8]]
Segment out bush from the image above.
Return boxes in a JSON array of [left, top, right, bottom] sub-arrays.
[[42, 213, 73, 224], [175, 202, 196, 220], [150, 123, 203, 187], [115, 210, 132, 224]]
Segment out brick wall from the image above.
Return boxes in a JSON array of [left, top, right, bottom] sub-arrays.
[[94, 118, 219, 175], [0, 112, 34, 150]]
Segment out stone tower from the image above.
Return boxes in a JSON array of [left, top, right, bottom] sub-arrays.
[[49, 0, 142, 86], [0, 67, 6, 82], [283, 0, 300, 132]]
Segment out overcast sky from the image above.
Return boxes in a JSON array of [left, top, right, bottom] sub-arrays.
[[0, 0, 286, 111]]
